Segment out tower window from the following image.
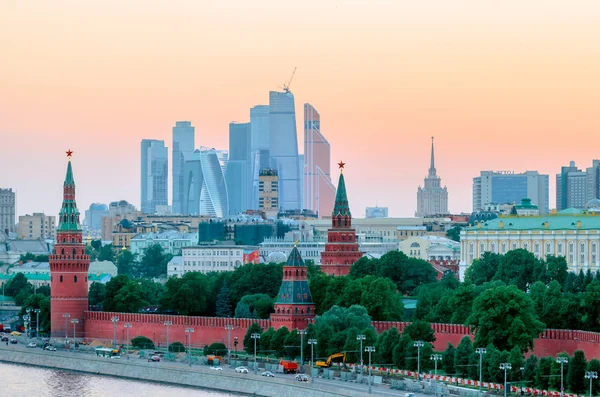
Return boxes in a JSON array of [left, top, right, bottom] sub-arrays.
[[60, 275, 63, 282], [74, 275, 78, 283]]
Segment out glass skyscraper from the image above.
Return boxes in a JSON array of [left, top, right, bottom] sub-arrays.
[[182, 148, 228, 218], [172, 121, 195, 214], [141, 139, 168, 214], [250, 105, 270, 209], [303, 103, 335, 216], [227, 122, 252, 215], [269, 90, 301, 211]]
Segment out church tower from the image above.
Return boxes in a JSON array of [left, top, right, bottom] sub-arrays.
[[49, 151, 90, 338], [320, 162, 363, 276], [416, 137, 449, 217], [270, 246, 315, 330]]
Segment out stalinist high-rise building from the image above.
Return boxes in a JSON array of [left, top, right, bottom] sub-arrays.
[[416, 137, 448, 217]]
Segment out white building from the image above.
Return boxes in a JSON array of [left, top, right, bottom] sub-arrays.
[[399, 235, 460, 262], [459, 208, 600, 279], [169, 244, 260, 277], [130, 231, 198, 257]]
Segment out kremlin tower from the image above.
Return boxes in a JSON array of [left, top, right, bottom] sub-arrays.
[[270, 246, 315, 330], [320, 162, 363, 276], [49, 151, 90, 338]]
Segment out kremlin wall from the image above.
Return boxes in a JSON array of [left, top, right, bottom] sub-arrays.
[[51, 155, 600, 363]]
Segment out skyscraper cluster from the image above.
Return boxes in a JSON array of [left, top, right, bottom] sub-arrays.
[[139, 83, 336, 218], [557, 160, 600, 210]]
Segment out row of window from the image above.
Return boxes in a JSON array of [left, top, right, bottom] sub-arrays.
[[468, 240, 599, 264], [184, 250, 241, 256], [54, 275, 88, 283], [183, 261, 236, 267]]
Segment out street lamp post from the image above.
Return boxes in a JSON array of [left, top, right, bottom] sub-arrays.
[[476, 348, 487, 392], [225, 325, 233, 366], [431, 354, 442, 397], [124, 323, 132, 360], [557, 357, 569, 397], [585, 371, 598, 397], [164, 321, 172, 353], [185, 328, 194, 367], [251, 333, 261, 374], [365, 346, 376, 394], [414, 341, 424, 380], [308, 339, 317, 383], [23, 315, 29, 343], [63, 313, 70, 344], [299, 330, 306, 366], [71, 319, 79, 350], [234, 337, 238, 358], [34, 309, 40, 338], [500, 363, 512, 397], [111, 316, 119, 349], [357, 334, 366, 374]]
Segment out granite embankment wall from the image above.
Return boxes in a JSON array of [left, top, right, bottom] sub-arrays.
[[84, 312, 600, 359], [0, 347, 368, 397]]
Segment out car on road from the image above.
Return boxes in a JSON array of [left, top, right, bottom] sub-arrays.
[[405, 393, 417, 397], [45, 345, 57, 351], [1, 335, 8, 342], [9, 338, 17, 344], [210, 366, 223, 371], [27, 342, 37, 348], [235, 366, 248, 373], [295, 374, 310, 382], [148, 355, 161, 362], [261, 371, 275, 377], [10, 331, 21, 336]]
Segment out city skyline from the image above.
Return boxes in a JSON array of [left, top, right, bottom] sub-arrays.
[[2, 1, 600, 218]]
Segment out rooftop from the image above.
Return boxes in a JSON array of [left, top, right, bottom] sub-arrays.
[[465, 209, 600, 231]]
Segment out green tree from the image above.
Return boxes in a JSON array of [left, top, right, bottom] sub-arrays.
[[234, 302, 253, 318], [91, 240, 102, 251], [376, 327, 400, 365], [568, 350, 587, 394], [169, 341, 186, 352], [454, 336, 473, 378], [237, 294, 274, 319], [308, 272, 332, 315], [523, 354, 538, 387], [88, 282, 106, 306], [5, 272, 32, 297], [546, 255, 568, 286], [243, 322, 263, 355], [98, 244, 115, 262], [138, 278, 165, 306], [104, 278, 148, 313], [131, 336, 155, 349], [392, 334, 413, 369], [486, 348, 510, 383], [464, 252, 501, 285], [36, 285, 50, 297], [270, 327, 290, 358], [467, 285, 544, 352], [449, 283, 477, 324], [509, 346, 524, 381], [446, 226, 462, 242], [19, 293, 51, 334], [378, 251, 437, 295], [260, 327, 276, 354], [587, 359, 600, 394], [19, 252, 36, 262], [536, 357, 553, 389], [494, 249, 542, 290], [138, 244, 172, 278], [581, 280, 600, 332], [204, 342, 228, 357], [349, 257, 377, 279], [116, 249, 136, 276], [359, 276, 404, 321], [443, 343, 456, 375], [283, 329, 301, 359], [403, 319, 436, 343], [160, 272, 209, 315], [215, 281, 232, 317]]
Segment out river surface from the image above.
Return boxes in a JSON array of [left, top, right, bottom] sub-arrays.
[[0, 362, 238, 397]]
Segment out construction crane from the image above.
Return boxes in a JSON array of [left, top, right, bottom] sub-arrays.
[[280, 67, 297, 93]]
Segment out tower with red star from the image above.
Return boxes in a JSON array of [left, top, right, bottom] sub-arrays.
[[320, 162, 363, 276], [49, 151, 90, 338]]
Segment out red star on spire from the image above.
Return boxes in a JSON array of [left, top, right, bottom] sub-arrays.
[[338, 161, 345, 170], [66, 149, 73, 158]]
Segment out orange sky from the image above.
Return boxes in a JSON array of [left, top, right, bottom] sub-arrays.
[[1, 0, 599, 218]]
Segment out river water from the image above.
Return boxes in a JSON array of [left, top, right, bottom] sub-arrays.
[[0, 362, 238, 397]]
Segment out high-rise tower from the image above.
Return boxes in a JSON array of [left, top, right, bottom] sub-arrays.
[[320, 162, 363, 276], [49, 151, 90, 338], [270, 245, 315, 330], [416, 137, 449, 217], [141, 139, 168, 214], [172, 121, 195, 214]]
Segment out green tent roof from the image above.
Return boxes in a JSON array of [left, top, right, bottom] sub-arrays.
[[467, 213, 600, 231], [332, 172, 351, 217]]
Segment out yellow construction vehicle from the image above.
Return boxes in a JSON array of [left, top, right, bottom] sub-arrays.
[[315, 352, 346, 368]]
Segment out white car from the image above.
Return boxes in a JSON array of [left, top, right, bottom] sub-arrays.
[[261, 371, 275, 377], [235, 366, 248, 373], [210, 366, 223, 371], [45, 345, 57, 351], [27, 342, 37, 348]]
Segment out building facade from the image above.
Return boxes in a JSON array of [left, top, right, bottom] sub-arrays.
[[416, 138, 449, 217], [250, 105, 270, 209], [130, 231, 198, 257], [84, 203, 108, 234], [227, 122, 252, 215], [172, 121, 195, 215], [557, 161, 587, 210], [459, 209, 600, 279], [258, 169, 278, 218], [303, 103, 336, 218], [472, 170, 549, 214], [141, 139, 168, 215], [170, 244, 260, 277], [183, 148, 229, 218], [399, 235, 460, 262], [49, 156, 90, 338], [0, 188, 16, 234], [366, 206, 388, 219], [17, 213, 56, 240], [320, 164, 363, 276], [269, 90, 301, 211], [587, 160, 600, 202]]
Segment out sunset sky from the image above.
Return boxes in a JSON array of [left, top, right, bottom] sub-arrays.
[[1, 0, 599, 219]]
